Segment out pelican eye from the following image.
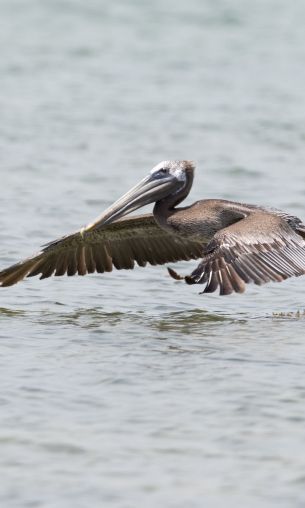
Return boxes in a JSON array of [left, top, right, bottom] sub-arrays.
[[157, 168, 169, 176], [151, 167, 171, 179]]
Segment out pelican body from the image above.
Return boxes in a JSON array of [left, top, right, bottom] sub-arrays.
[[1, 160, 305, 296]]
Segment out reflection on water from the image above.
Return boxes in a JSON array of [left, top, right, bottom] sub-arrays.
[[153, 309, 231, 335], [0, 305, 232, 332], [36, 308, 128, 328], [0, 307, 25, 318]]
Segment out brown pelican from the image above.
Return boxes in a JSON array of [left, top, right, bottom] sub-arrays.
[[1, 160, 305, 295]]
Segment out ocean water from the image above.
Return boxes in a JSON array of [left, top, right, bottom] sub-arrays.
[[1, 1, 305, 506]]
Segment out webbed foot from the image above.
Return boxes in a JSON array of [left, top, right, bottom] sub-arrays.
[[167, 267, 196, 284]]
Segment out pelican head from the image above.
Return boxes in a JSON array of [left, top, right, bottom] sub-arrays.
[[86, 160, 195, 230]]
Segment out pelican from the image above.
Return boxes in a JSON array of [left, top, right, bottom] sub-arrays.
[[1, 160, 305, 295]]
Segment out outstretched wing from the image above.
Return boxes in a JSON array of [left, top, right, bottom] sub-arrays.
[[0, 214, 203, 287], [187, 212, 305, 295]]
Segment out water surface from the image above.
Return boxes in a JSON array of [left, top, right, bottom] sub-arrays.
[[1, 1, 305, 506]]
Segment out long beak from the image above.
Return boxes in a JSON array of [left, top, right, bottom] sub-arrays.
[[84, 174, 180, 231]]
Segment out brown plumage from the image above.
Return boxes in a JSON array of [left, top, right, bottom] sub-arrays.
[[1, 160, 305, 296], [0, 215, 203, 287], [169, 211, 305, 295]]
